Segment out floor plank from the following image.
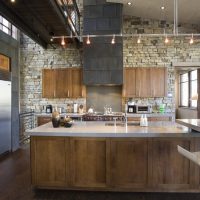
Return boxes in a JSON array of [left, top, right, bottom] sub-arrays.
[[0, 144, 200, 200]]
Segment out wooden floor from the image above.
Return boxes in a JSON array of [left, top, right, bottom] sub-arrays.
[[1, 145, 200, 200]]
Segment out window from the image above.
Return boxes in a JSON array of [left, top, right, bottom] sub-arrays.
[[179, 70, 197, 108], [0, 15, 18, 40]]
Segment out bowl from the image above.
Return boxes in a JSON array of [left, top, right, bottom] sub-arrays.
[[64, 121, 73, 128]]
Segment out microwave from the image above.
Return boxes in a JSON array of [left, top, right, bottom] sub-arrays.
[[127, 105, 152, 114]]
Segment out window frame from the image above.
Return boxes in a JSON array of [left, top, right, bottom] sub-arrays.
[[0, 15, 18, 40], [179, 70, 198, 109]]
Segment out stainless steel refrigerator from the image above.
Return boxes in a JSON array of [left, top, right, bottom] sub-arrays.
[[0, 80, 11, 155]]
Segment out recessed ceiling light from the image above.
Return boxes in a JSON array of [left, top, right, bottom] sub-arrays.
[[127, 2, 132, 6]]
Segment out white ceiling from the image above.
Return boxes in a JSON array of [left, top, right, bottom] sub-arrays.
[[107, 0, 200, 24]]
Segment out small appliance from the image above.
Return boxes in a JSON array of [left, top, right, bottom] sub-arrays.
[[46, 105, 52, 113], [127, 105, 152, 114]]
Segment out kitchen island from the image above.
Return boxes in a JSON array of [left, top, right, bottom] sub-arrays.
[[28, 121, 200, 192]]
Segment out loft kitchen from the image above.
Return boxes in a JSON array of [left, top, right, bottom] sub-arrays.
[[1, 0, 200, 199]]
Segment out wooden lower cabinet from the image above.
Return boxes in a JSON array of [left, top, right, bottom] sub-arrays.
[[110, 139, 148, 189], [31, 137, 69, 187], [149, 138, 195, 190], [30, 137, 200, 191], [70, 138, 108, 188]]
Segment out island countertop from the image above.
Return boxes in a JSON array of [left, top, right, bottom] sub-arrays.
[[27, 121, 200, 137]]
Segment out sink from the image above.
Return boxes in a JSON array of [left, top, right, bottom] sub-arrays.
[[105, 122, 140, 127]]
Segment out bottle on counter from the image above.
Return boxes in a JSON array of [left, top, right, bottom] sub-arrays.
[[144, 114, 148, 127], [140, 115, 144, 126]]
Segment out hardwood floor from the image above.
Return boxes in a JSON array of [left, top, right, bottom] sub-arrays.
[[0, 144, 200, 200]]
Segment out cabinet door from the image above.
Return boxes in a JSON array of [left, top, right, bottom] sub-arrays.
[[42, 69, 56, 98], [70, 138, 108, 188], [110, 139, 148, 189], [136, 68, 151, 97], [37, 116, 51, 126], [151, 68, 167, 97], [31, 137, 69, 187], [150, 138, 192, 190], [71, 68, 85, 98], [55, 69, 71, 98], [123, 68, 136, 97]]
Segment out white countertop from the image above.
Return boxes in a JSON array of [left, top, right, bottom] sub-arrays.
[[26, 121, 198, 138], [176, 119, 200, 132]]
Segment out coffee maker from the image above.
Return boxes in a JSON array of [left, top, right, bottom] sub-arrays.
[[46, 105, 52, 113]]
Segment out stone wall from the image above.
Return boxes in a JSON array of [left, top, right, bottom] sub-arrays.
[[123, 16, 200, 112], [20, 34, 84, 112], [20, 15, 200, 113]]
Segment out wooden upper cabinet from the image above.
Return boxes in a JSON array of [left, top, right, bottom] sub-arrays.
[[150, 68, 167, 97], [42, 69, 56, 98], [123, 67, 167, 98], [123, 68, 136, 97], [71, 68, 85, 98], [55, 69, 71, 98], [42, 68, 85, 98], [136, 68, 151, 97]]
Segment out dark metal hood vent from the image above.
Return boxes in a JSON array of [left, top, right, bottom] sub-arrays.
[[83, 0, 123, 85]]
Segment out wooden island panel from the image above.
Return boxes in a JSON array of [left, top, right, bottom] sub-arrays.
[[31, 137, 69, 187], [70, 138, 108, 188], [110, 139, 148, 189], [30, 136, 200, 192], [150, 138, 191, 190]]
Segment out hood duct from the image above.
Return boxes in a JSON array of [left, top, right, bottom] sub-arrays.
[[83, 0, 123, 85]]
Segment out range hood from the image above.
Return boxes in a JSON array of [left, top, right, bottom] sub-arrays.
[[83, 0, 123, 85]]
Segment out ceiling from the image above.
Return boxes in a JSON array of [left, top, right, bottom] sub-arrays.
[[107, 0, 200, 24], [0, 0, 74, 48]]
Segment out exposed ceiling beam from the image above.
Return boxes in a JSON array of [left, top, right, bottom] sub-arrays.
[[0, 1, 48, 48], [48, 0, 71, 35]]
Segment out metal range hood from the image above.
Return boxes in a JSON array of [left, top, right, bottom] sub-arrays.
[[83, 0, 123, 85]]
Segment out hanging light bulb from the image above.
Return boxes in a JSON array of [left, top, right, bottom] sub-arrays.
[[137, 34, 141, 44], [111, 34, 115, 44], [164, 35, 169, 44], [61, 36, 65, 46], [189, 34, 194, 44], [11, 0, 15, 2], [86, 35, 91, 45], [50, 37, 54, 42]]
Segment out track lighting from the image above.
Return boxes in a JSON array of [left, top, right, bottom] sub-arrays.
[[61, 36, 65, 46], [86, 35, 91, 45], [164, 35, 169, 44], [111, 34, 115, 44], [189, 34, 194, 44], [137, 35, 141, 44]]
